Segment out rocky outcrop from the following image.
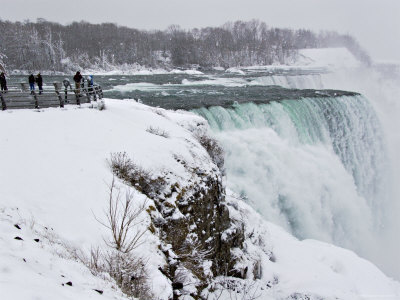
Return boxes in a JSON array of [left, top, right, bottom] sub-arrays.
[[111, 149, 245, 298], [149, 169, 245, 298]]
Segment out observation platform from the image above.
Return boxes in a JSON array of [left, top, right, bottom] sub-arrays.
[[0, 83, 103, 110]]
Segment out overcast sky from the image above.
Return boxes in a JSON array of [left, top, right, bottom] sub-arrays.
[[2, 0, 400, 61]]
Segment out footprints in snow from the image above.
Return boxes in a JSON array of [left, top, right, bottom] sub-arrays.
[[13, 223, 40, 242], [12, 222, 104, 296]]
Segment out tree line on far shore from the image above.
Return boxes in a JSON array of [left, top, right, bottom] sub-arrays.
[[0, 18, 371, 72]]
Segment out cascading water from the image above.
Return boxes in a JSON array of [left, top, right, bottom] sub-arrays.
[[251, 74, 324, 89], [194, 95, 390, 266]]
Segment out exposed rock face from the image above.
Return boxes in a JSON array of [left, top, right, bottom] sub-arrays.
[[150, 171, 245, 298], [111, 148, 245, 298]]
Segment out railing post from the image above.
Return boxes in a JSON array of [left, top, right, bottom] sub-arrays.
[[93, 88, 97, 101], [0, 92, 6, 110], [84, 88, 91, 103], [74, 89, 80, 105], [53, 82, 64, 108], [90, 86, 97, 101], [53, 82, 61, 92], [32, 91, 39, 109], [96, 86, 103, 99], [55, 90, 64, 108], [20, 83, 29, 92]]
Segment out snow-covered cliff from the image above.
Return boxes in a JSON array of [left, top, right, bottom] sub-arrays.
[[0, 100, 399, 300]]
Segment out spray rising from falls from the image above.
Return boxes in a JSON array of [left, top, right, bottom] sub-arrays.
[[194, 95, 389, 256]]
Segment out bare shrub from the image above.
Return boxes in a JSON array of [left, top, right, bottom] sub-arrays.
[[36, 219, 151, 299], [109, 152, 133, 179], [194, 132, 225, 171], [146, 126, 170, 138], [88, 246, 104, 275], [89, 175, 155, 299], [28, 215, 37, 230], [109, 152, 167, 199], [105, 251, 154, 299], [177, 240, 212, 281], [153, 109, 167, 117], [96, 177, 147, 253], [208, 278, 261, 300]]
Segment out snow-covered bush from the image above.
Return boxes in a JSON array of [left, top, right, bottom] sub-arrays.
[[194, 132, 225, 172], [206, 278, 262, 300], [97, 100, 105, 111], [105, 251, 153, 299], [83, 246, 154, 299], [109, 152, 167, 199], [146, 126, 170, 138]]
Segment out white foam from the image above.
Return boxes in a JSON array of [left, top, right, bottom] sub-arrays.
[[112, 82, 164, 92]]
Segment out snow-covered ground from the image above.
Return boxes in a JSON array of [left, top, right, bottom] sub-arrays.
[[0, 207, 127, 300], [0, 100, 212, 299], [0, 99, 399, 299]]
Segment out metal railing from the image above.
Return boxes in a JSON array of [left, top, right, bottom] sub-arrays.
[[0, 82, 103, 110]]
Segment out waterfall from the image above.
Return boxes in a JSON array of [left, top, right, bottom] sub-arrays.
[[251, 74, 324, 89], [193, 95, 389, 259]]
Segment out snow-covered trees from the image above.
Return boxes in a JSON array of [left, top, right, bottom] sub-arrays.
[[0, 20, 66, 72], [0, 18, 369, 71]]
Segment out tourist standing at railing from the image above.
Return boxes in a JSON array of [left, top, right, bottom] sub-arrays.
[[73, 71, 82, 93], [36, 73, 43, 95], [28, 74, 35, 94], [87, 75, 94, 87], [86, 75, 93, 91], [0, 72, 7, 91]]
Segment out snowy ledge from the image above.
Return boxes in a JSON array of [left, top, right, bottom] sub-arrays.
[[0, 99, 399, 300]]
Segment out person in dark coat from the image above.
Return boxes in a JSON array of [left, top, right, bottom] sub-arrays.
[[0, 72, 7, 91], [36, 73, 43, 94], [29, 74, 35, 94], [73, 71, 83, 93]]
